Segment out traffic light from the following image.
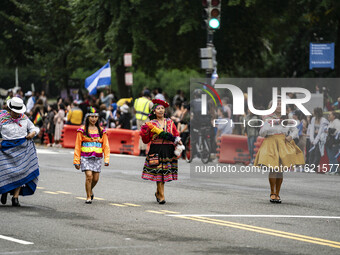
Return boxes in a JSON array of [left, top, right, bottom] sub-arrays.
[[202, 0, 209, 29], [209, 0, 221, 30], [202, 0, 221, 30]]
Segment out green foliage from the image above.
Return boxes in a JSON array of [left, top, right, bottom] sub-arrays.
[[0, 0, 339, 97], [132, 69, 202, 99]]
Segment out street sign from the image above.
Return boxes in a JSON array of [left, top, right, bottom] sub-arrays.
[[200, 47, 215, 58], [125, 72, 133, 86], [309, 43, 334, 69], [200, 47, 217, 70], [124, 53, 133, 67], [201, 59, 214, 69]]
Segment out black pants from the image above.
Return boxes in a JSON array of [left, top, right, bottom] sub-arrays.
[[308, 143, 321, 167]]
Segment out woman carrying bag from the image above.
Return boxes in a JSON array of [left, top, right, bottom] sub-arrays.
[[140, 99, 183, 204]]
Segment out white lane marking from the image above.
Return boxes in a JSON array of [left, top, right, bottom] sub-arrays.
[[0, 234, 33, 245], [0, 245, 152, 254], [167, 215, 340, 219], [36, 149, 59, 154]]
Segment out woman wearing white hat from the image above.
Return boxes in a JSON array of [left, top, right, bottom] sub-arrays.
[[0, 97, 40, 206]]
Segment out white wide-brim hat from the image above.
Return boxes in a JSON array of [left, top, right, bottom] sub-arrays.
[[7, 97, 27, 114]]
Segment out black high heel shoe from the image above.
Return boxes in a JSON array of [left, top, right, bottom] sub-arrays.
[[12, 197, 20, 207], [1, 193, 8, 205], [155, 193, 160, 203], [159, 200, 166, 204]]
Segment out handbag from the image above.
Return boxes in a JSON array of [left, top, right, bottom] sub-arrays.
[[148, 153, 160, 166]]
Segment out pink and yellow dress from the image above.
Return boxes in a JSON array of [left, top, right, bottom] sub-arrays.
[[140, 118, 179, 182], [73, 126, 110, 172]]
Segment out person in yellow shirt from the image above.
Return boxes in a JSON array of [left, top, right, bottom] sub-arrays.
[[67, 100, 83, 125], [134, 91, 153, 156]]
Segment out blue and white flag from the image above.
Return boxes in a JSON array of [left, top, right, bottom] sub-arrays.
[[85, 62, 111, 95]]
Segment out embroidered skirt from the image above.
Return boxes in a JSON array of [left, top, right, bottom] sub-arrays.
[[254, 134, 305, 169], [80, 157, 102, 172], [0, 139, 39, 196], [142, 143, 178, 182]]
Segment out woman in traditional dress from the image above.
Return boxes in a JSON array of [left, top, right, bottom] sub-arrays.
[[0, 97, 40, 206], [140, 99, 183, 204], [73, 107, 110, 204], [254, 98, 305, 203]]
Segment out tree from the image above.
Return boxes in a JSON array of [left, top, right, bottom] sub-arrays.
[[73, 0, 204, 97]]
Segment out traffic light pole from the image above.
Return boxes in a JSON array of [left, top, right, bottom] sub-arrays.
[[206, 30, 214, 85]]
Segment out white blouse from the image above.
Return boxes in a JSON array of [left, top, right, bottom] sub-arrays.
[[0, 117, 40, 140], [259, 120, 299, 139]]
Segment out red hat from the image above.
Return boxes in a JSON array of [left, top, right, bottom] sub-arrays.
[[152, 99, 169, 108]]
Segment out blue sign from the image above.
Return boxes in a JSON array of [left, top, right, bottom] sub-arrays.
[[309, 43, 334, 69]]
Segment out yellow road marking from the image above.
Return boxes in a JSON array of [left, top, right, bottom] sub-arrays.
[[110, 203, 127, 207], [93, 197, 106, 201], [75, 197, 86, 200], [177, 216, 340, 249], [145, 210, 166, 214], [43, 191, 59, 195], [197, 217, 340, 246], [36, 187, 45, 190], [123, 203, 141, 207], [56, 191, 72, 194], [160, 210, 179, 214]]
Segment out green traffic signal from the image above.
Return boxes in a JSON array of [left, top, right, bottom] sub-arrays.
[[209, 18, 220, 29]]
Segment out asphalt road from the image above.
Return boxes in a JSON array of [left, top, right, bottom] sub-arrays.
[[0, 146, 340, 255]]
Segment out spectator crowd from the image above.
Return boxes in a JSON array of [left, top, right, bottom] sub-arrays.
[[1, 85, 339, 174]]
